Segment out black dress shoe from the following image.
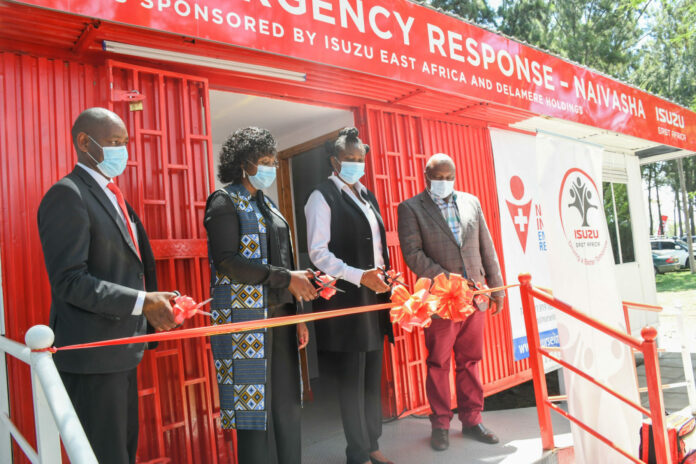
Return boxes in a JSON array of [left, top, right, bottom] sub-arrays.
[[463, 423, 499, 444], [370, 456, 394, 464], [430, 428, 449, 451]]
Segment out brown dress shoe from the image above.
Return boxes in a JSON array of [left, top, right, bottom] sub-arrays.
[[430, 428, 449, 451], [462, 423, 499, 444]]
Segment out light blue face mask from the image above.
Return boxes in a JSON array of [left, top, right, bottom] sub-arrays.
[[248, 164, 277, 189], [338, 161, 365, 185], [86, 135, 129, 178], [429, 179, 455, 198]]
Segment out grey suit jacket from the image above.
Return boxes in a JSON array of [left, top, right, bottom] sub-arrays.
[[397, 190, 504, 299]]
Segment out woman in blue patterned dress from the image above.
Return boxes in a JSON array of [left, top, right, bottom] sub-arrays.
[[204, 127, 317, 464]]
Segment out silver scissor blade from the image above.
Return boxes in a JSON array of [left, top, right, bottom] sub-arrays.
[[194, 298, 213, 310]]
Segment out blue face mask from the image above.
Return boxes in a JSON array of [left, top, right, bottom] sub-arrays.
[[338, 161, 365, 185], [86, 135, 129, 178], [429, 179, 455, 198], [248, 164, 277, 189]]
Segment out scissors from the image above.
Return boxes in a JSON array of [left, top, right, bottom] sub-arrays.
[[464, 280, 491, 311], [379, 266, 409, 288], [307, 269, 346, 294], [192, 298, 214, 316]]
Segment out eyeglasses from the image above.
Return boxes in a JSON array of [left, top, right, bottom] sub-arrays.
[[251, 160, 279, 169]]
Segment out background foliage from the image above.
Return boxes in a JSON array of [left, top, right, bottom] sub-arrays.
[[422, 0, 696, 236]]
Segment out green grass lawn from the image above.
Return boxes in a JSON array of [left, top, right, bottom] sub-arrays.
[[655, 270, 696, 292]]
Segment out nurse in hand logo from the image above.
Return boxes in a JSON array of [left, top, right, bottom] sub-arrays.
[[505, 175, 532, 253], [568, 177, 597, 228]]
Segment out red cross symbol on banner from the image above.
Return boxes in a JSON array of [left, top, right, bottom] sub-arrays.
[[505, 175, 532, 253]]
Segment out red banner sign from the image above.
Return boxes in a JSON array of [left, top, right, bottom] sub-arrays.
[[15, 0, 696, 151]]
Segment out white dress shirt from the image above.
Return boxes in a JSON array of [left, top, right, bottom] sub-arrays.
[[77, 163, 145, 315], [305, 175, 385, 287]]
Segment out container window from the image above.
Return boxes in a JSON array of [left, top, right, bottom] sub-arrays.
[[603, 182, 636, 264]]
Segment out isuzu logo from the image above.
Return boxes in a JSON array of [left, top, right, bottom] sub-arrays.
[[558, 168, 608, 265], [655, 106, 686, 129]]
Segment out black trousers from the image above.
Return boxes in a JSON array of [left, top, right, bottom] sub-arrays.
[[236, 320, 302, 464], [328, 350, 384, 464], [60, 368, 138, 464]]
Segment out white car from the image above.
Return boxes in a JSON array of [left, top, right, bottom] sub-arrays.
[[650, 238, 696, 269]]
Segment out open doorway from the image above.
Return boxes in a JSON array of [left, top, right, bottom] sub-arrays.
[[210, 90, 353, 243], [209, 91, 355, 457]]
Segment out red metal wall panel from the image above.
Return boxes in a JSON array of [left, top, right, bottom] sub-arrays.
[[361, 106, 530, 416], [1, 48, 534, 462], [0, 53, 231, 463], [106, 61, 228, 464], [0, 52, 107, 463]]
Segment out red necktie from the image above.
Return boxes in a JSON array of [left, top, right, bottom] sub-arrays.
[[107, 182, 141, 260]]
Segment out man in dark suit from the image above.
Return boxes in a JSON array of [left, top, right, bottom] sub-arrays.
[[37, 107, 177, 464], [397, 153, 506, 451]]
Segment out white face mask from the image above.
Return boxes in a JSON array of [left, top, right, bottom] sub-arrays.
[[429, 179, 455, 198]]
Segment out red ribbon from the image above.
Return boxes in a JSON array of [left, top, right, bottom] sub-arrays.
[[30, 275, 517, 353], [172, 295, 201, 325], [37, 302, 394, 352]]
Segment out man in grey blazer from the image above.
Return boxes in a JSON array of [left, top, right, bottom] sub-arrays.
[[397, 153, 506, 451], [37, 107, 177, 463]]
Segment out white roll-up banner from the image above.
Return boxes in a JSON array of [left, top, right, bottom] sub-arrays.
[[491, 129, 641, 462]]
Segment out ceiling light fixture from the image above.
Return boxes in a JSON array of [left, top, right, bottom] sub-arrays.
[[103, 41, 306, 82]]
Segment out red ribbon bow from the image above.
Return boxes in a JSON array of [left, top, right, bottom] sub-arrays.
[[429, 273, 476, 322], [172, 295, 212, 325], [389, 278, 436, 332]]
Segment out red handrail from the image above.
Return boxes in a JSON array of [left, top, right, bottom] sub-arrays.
[[623, 301, 663, 337], [539, 348, 651, 417], [518, 273, 671, 464]]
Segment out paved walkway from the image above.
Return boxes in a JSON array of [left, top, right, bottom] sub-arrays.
[[655, 290, 696, 352], [303, 346, 695, 464], [302, 376, 572, 464], [302, 289, 696, 464], [302, 402, 572, 464]]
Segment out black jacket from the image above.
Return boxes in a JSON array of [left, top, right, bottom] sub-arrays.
[[309, 179, 393, 352], [37, 166, 157, 374]]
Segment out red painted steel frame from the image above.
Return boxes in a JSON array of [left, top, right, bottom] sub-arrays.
[[104, 60, 230, 464], [361, 106, 530, 417], [623, 301, 663, 336], [518, 273, 672, 464], [0, 50, 531, 464], [0, 11, 533, 460]]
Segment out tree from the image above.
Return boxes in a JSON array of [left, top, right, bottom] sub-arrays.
[[630, 0, 696, 110], [546, 0, 648, 79], [497, 0, 552, 50], [428, 0, 498, 27]]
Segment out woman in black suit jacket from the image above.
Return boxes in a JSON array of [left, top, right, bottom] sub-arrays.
[[304, 127, 394, 464]]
